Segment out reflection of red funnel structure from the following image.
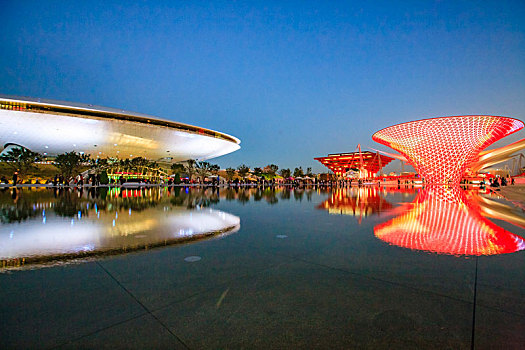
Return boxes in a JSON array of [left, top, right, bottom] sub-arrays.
[[372, 116, 524, 184], [374, 186, 525, 256]]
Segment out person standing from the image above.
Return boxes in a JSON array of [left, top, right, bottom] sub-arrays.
[[12, 171, 18, 186]]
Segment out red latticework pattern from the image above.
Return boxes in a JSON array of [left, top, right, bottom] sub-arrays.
[[372, 116, 524, 184], [374, 186, 525, 256]]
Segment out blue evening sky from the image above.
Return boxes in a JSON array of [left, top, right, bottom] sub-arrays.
[[1, 0, 524, 172]]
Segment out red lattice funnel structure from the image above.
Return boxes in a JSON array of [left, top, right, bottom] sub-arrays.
[[374, 186, 525, 256], [372, 116, 524, 184]]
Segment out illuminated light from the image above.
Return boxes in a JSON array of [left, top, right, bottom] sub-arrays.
[[315, 151, 394, 176], [184, 256, 201, 262], [0, 96, 240, 163], [372, 116, 524, 184], [374, 186, 525, 256], [470, 138, 525, 172]]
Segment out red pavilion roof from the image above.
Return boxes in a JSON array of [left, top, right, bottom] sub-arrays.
[[315, 151, 394, 175]]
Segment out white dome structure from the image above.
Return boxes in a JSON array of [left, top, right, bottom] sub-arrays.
[[0, 95, 240, 162]]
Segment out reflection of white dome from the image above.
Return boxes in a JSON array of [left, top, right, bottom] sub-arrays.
[[0, 95, 240, 162], [0, 208, 240, 265]]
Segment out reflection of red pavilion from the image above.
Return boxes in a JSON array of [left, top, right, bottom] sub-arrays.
[[317, 187, 393, 223], [374, 186, 525, 256], [372, 116, 524, 184]]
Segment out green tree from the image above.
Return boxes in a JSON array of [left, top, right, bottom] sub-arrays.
[[209, 164, 220, 175], [253, 167, 263, 176], [99, 170, 109, 185], [184, 159, 196, 182], [209, 164, 220, 183], [279, 168, 291, 178], [0, 146, 42, 181], [115, 158, 128, 173], [174, 173, 181, 184], [171, 163, 185, 175], [130, 157, 149, 168], [148, 160, 159, 174], [237, 164, 250, 181], [264, 164, 279, 176], [54, 152, 90, 180], [306, 167, 313, 176], [196, 161, 211, 182], [225, 167, 236, 182], [129, 157, 150, 174], [171, 163, 185, 184], [88, 157, 109, 176], [293, 167, 304, 178]]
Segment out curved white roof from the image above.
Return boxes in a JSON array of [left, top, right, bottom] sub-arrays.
[[0, 95, 240, 162]]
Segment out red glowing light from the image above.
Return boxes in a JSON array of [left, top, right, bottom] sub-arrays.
[[372, 116, 524, 184], [317, 187, 394, 223], [315, 151, 394, 176], [374, 186, 525, 256]]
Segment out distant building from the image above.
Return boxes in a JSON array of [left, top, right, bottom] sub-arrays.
[[315, 151, 394, 178]]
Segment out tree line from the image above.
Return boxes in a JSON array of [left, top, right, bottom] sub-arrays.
[[0, 149, 164, 183], [0, 146, 317, 184], [171, 162, 315, 183]]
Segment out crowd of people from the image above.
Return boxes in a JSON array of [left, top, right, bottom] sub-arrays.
[[0, 169, 520, 189]]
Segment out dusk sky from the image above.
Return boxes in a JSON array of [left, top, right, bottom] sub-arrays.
[[1, 0, 524, 172]]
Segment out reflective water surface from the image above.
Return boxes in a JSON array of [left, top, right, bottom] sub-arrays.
[[1, 185, 524, 348], [1, 185, 524, 266], [374, 186, 525, 256], [1, 187, 240, 269]]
